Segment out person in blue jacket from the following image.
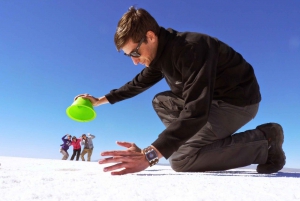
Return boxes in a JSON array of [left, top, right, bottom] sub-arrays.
[[60, 134, 72, 160]]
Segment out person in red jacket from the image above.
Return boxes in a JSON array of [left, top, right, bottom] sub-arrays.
[[70, 136, 82, 161]]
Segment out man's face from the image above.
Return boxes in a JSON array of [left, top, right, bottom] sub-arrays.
[[122, 31, 158, 67]]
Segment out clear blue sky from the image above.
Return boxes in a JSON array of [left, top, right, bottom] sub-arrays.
[[1, 0, 299, 168]]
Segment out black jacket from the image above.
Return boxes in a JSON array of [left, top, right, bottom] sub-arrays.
[[105, 27, 261, 158]]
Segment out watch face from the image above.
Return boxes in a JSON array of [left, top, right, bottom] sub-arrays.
[[146, 150, 158, 161]]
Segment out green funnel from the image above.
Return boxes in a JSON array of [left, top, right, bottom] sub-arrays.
[[66, 97, 96, 122]]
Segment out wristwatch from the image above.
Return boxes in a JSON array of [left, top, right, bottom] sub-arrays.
[[143, 146, 159, 167]]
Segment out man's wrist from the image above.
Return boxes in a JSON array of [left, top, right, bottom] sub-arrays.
[[150, 145, 163, 158], [142, 146, 159, 167], [95, 96, 109, 106]]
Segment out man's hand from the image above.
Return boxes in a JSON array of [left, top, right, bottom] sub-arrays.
[[98, 141, 149, 175], [74, 94, 100, 106]]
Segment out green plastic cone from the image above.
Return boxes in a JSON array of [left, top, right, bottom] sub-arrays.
[[66, 97, 96, 122]]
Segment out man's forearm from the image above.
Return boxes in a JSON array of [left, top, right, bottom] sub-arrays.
[[95, 96, 109, 106]]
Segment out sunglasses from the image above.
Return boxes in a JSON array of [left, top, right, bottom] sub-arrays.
[[124, 37, 145, 58]]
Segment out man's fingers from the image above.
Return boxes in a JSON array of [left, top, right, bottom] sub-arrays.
[[101, 150, 140, 157], [74, 94, 84, 101], [102, 163, 123, 172], [98, 157, 113, 164], [116, 141, 133, 148], [74, 93, 90, 101], [99, 155, 142, 164]]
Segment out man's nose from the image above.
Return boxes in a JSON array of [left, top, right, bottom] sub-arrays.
[[131, 57, 139, 65]]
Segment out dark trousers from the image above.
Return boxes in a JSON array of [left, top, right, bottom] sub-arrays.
[[70, 149, 81, 161], [152, 91, 268, 172]]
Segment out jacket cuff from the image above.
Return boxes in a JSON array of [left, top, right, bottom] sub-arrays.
[[104, 93, 118, 104], [151, 139, 173, 159]]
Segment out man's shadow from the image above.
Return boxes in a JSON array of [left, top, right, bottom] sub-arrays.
[[137, 169, 300, 178]]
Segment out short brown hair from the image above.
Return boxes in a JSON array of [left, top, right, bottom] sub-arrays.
[[114, 6, 160, 51]]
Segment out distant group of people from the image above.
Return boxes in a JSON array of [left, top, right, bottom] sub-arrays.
[[59, 133, 96, 161]]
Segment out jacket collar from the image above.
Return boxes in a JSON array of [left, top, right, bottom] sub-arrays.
[[149, 27, 176, 67]]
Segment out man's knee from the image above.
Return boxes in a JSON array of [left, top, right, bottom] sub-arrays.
[[169, 155, 191, 172], [169, 151, 210, 172], [152, 91, 184, 113], [152, 91, 171, 107]]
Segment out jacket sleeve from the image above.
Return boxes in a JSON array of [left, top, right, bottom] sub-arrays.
[[88, 134, 95, 139], [62, 135, 67, 143], [152, 37, 219, 159], [105, 67, 163, 104]]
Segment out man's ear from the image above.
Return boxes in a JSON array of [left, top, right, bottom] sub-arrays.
[[146, 31, 157, 43]]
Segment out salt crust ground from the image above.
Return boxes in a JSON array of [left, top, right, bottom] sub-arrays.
[[0, 156, 300, 201]]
